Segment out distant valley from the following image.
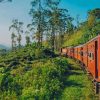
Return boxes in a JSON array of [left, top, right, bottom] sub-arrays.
[[0, 44, 10, 49]]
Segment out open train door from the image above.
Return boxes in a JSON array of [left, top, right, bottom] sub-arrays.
[[95, 41, 98, 78], [95, 40, 100, 94]]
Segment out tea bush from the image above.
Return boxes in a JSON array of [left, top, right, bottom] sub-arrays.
[[0, 56, 69, 99]]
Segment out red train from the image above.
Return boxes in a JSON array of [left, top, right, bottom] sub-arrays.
[[61, 35, 100, 93]]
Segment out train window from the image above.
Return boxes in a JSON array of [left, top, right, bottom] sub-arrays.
[[90, 53, 91, 58], [88, 52, 94, 60], [90, 53, 92, 58], [81, 52, 83, 56], [92, 53, 94, 60], [89, 53, 92, 58]]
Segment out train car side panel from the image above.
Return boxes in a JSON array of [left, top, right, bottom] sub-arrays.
[[83, 44, 88, 67]]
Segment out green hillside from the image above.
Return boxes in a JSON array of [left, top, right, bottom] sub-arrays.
[[63, 8, 100, 47], [63, 22, 100, 47], [0, 45, 98, 99], [0, 44, 68, 99]]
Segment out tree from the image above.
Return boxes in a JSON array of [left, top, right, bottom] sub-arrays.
[[88, 8, 100, 29], [9, 19, 23, 49], [29, 0, 73, 51], [47, 3, 73, 51], [57, 9, 73, 50], [25, 31, 31, 46], [29, 0, 61, 48], [29, 0, 45, 47], [46, 1, 61, 51], [11, 33, 17, 50], [87, 8, 100, 38], [66, 17, 74, 34], [15, 19, 23, 49], [9, 20, 17, 50], [76, 14, 80, 29]]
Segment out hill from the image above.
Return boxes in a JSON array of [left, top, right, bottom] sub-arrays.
[[0, 44, 97, 99], [0, 44, 9, 50], [63, 8, 100, 47], [63, 22, 100, 47]]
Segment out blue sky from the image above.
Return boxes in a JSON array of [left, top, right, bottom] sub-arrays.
[[0, 0, 100, 46]]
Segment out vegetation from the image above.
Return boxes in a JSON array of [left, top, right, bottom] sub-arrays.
[[63, 8, 100, 47], [60, 58, 99, 100], [0, 46, 68, 99], [0, 48, 98, 99], [9, 19, 24, 50], [0, 0, 100, 100]]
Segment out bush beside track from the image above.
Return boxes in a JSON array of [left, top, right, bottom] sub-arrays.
[[0, 46, 68, 99]]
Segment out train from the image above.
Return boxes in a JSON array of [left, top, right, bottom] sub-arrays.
[[60, 35, 100, 94]]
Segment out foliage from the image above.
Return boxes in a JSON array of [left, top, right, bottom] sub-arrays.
[[0, 50, 68, 99], [9, 19, 24, 50], [63, 8, 100, 47], [28, 0, 73, 51], [60, 58, 98, 100]]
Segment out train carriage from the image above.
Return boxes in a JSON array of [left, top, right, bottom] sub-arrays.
[[61, 47, 67, 56], [60, 35, 100, 93], [86, 35, 100, 82]]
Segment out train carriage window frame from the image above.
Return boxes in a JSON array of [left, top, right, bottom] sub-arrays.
[[81, 52, 83, 56], [88, 52, 91, 57], [88, 52, 94, 60], [90, 53, 92, 58]]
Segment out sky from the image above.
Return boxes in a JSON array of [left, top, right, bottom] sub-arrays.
[[0, 0, 100, 47]]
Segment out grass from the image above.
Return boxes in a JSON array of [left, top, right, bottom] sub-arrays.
[[59, 58, 99, 100]]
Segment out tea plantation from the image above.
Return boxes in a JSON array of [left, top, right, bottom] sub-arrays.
[[0, 45, 98, 99]]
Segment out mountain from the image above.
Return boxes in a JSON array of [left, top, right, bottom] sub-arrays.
[[0, 44, 9, 50]]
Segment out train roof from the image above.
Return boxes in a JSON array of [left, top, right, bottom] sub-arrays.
[[74, 44, 84, 48], [86, 34, 100, 44], [67, 46, 74, 48]]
